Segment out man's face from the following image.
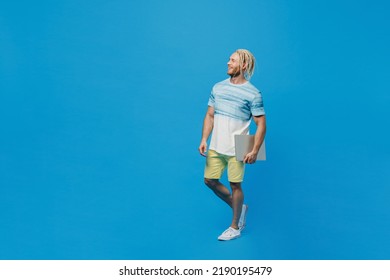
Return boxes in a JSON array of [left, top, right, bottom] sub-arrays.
[[227, 52, 242, 77]]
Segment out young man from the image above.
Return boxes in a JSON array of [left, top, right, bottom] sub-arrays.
[[199, 49, 266, 241]]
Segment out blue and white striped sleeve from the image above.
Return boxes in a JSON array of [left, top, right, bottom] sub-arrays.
[[207, 90, 215, 107], [250, 92, 265, 116]]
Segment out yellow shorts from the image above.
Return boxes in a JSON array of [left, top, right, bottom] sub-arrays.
[[204, 149, 245, 183]]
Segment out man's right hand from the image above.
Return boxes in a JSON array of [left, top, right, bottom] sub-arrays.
[[199, 141, 208, 157]]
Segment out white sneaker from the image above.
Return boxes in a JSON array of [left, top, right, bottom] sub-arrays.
[[238, 204, 248, 231], [218, 227, 241, 241]]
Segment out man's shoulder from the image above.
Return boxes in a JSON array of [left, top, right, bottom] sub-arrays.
[[244, 81, 260, 92], [213, 78, 230, 88]]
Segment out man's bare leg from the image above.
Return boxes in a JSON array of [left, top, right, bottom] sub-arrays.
[[204, 178, 232, 207], [204, 178, 244, 229], [230, 182, 244, 229]]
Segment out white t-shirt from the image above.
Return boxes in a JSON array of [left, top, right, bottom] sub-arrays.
[[208, 78, 265, 156]]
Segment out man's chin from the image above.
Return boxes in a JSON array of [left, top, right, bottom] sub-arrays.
[[228, 72, 240, 78]]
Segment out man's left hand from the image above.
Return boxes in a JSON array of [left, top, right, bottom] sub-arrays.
[[243, 151, 257, 164]]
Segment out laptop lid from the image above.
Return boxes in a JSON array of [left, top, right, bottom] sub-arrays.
[[234, 135, 266, 161]]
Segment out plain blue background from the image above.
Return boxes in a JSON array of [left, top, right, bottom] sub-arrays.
[[1, 0, 389, 259]]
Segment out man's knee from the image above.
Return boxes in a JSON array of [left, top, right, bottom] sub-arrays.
[[204, 178, 218, 188], [230, 181, 242, 190]]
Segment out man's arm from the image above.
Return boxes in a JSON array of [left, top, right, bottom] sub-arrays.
[[198, 106, 215, 156], [243, 115, 266, 164]]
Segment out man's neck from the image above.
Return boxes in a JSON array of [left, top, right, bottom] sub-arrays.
[[229, 75, 247, 85]]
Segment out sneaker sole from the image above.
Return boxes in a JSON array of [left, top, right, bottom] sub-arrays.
[[218, 234, 241, 241]]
